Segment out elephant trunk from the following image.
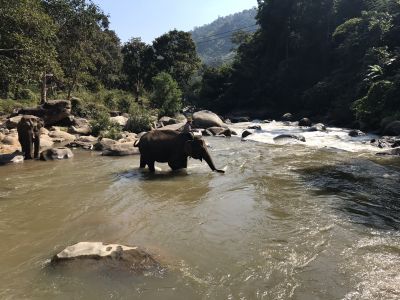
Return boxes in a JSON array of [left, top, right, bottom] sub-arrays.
[[201, 148, 224, 173]]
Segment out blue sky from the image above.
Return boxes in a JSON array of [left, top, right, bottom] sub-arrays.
[[92, 0, 257, 44]]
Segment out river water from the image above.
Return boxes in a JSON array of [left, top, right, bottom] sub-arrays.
[[0, 122, 399, 299]]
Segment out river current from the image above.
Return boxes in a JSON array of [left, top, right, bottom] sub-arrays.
[[0, 121, 399, 299]]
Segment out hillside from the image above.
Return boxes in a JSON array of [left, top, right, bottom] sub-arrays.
[[191, 8, 258, 66]]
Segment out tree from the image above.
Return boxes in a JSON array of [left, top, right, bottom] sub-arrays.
[[122, 38, 155, 103], [150, 72, 182, 117], [43, 0, 112, 98], [0, 0, 60, 97], [153, 30, 201, 90]]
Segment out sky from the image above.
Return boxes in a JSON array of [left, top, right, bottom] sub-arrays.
[[92, 0, 257, 44]]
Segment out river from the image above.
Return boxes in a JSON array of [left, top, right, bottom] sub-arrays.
[[0, 121, 399, 299]]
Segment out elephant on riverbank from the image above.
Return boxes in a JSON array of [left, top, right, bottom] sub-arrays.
[[17, 115, 44, 159], [134, 130, 225, 173]]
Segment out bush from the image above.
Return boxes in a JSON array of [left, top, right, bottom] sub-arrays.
[[90, 110, 122, 139], [73, 101, 108, 119], [15, 88, 38, 101], [125, 105, 152, 133], [150, 72, 182, 117]]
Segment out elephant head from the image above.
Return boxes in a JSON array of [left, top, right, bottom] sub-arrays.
[[184, 136, 225, 173]]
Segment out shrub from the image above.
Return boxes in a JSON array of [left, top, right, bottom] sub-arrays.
[[125, 105, 152, 133], [150, 72, 182, 117], [15, 88, 38, 101], [90, 110, 122, 138]]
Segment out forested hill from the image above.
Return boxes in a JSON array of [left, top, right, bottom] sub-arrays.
[[191, 8, 257, 66]]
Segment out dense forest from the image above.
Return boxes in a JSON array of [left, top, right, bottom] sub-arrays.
[[191, 8, 258, 66], [1, 0, 400, 132], [199, 0, 400, 130]]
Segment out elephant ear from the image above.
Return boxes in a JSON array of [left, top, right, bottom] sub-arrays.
[[184, 141, 193, 157], [180, 132, 194, 141]]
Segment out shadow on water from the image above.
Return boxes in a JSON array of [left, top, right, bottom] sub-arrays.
[[296, 158, 400, 230], [114, 168, 190, 182]]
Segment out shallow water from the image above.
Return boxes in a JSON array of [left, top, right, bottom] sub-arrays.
[[0, 122, 399, 299]]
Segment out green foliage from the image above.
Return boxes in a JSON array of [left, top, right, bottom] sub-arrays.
[[0, 0, 60, 96], [14, 88, 39, 101], [122, 38, 155, 101], [0, 99, 37, 114], [89, 110, 122, 139], [125, 105, 152, 133], [150, 72, 182, 117], [153, 30, 201, 90]]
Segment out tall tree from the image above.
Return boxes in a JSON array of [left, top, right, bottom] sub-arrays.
[[153, 30, 201, 91], [0, 0, 60, 97], [122, 38, 155, 102]]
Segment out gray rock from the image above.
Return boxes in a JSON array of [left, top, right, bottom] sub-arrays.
[[0, 151, 24, 165], [376, 147, 400, 156], [159, 116, 177, 126], [94, 138, 116, 151], [40, 147, 74, 160], [383, 121, 400, 136], [193, 110, 225, 128], [110, 116, 128, 127], [274, 134, 306, 143], [298, 118, 312, 127], [102, 142, 139, 156], [5, 116, 23, 129], [241, 130, 253, 139], [282, 113, 293, 121], [308, 123, 326, 132], [49, 129, 76, 142], [17, 100, 71, 126], [207, 126, 232, 136], [248, 125, 262, 130], [349, 129, 365, 137], [51, 242, 161, 275]]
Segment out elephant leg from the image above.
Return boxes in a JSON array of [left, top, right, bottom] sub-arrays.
[[23, 135, 33, 160], [168, 158, 187, 170], [33, 134, 40, 159], [147, 160, 155, 172], [139, 155, 147, 168]]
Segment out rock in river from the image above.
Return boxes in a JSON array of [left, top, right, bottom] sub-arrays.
[[51, 242, 161, 274], [40, 147, 74, 160]]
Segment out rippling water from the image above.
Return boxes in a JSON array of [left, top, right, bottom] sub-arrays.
[[0, 122, 399, 299]]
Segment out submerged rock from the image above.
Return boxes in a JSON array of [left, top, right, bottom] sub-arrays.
[[349, 129, 365, 137], [51, 242, 161, 275], [376, 147, 400, 156], [206, 127, 232, 137], [0, 151, 24, 165], [282, 113, 293, 121], [40, 147, 74, 160], [274, 134, 306, 143], [248, 125, 262, 130], [241, 130, 253, 139], [308, 123, 326, 132]]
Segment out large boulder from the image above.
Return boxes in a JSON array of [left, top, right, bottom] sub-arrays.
[[193, 110, 225, 129], [5, 116, 23, 129], [102, 142, 139, 156], [298, 118, 312, 127], [159, 116, 178, 126], [383, 121, 400, 136], [68, 118, 91, 135], [110, 116, 128, 127], [40, 147, 74, 161], [40, 134, 54, 149], [207, 126, 232, 137], [308, 123, 326, 132], [51, 242, 161, 275], [282, 113, 293, 121], [48, 129, 76, 142], [94, 138, 117, 151], [17, 100, 71, 126]]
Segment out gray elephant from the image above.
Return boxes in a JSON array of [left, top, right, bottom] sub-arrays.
[[17, 115, 44, 159], [134, 130, 225, 173]]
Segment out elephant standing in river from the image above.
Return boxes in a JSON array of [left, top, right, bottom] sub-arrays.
[[17, 115, 44, 159], [134, 130, 225, 173]]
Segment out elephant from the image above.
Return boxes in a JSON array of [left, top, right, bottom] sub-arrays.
[[17, 115, 44, 159], [134, 130, 225, 173]]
